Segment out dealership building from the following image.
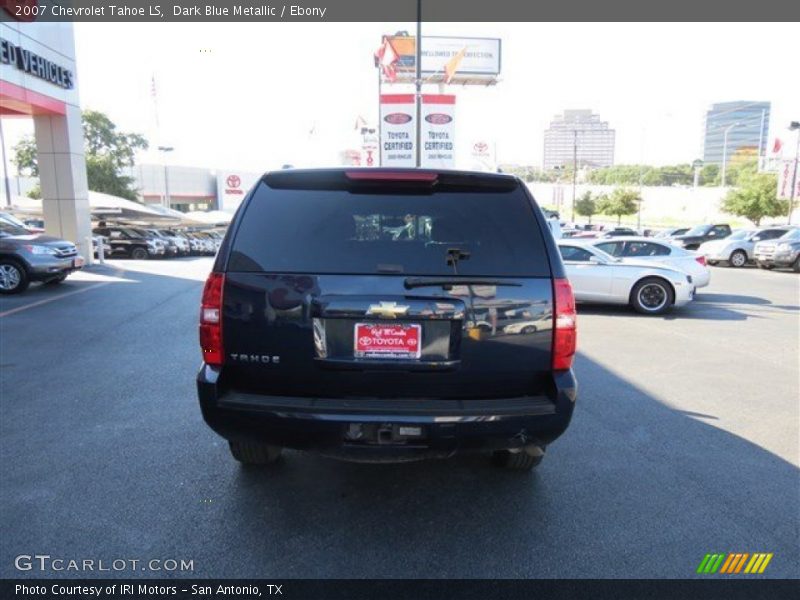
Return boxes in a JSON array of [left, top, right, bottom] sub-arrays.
[[1, 18, 93, 262]]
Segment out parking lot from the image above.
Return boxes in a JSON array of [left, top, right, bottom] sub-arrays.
[[1, 258, 797, 578]]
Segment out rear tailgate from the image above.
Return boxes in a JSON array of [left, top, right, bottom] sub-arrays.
[[219, 169, 555, 400]]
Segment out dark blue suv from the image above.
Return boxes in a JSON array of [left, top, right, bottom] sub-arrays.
[[197, 169, 577, 470]]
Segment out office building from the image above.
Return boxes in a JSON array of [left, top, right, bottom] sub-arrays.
[[543, 109, 615, 170], [702, 101, 771, 166]]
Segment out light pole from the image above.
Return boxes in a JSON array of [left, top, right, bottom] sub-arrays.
[[414, 0, 422, 168], [720, 122, 740, 187], [571, 130, 578, 222], [157, 145, 174, 208], [787, 121, 800, 224]]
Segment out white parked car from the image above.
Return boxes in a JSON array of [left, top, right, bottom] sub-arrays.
[[557, 240, 695, 315], [584, 237, 711, 288], [700, 226, 795, 268]]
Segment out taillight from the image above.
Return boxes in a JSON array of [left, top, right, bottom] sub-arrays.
[[695, 256, 707, 266], [553, 278, 577, 371], [199, 272, 224, 366]]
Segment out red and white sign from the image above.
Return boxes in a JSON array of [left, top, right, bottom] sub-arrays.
[[380, 94, 415, 167], [421, 94, 455, 169], [362, 129, 379, 167], [354, 323, 421, 359], [217, 171, 261, 213], [777, 160, 799, 200]]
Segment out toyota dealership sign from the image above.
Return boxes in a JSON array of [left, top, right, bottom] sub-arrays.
[[216, 171, 261, 213]]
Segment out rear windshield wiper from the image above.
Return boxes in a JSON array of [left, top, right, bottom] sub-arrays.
[[404, 277, 522, 289]]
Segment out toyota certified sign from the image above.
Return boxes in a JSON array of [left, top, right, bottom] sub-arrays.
[[380, 95, 415, 167], [421, 95, 455, 169]]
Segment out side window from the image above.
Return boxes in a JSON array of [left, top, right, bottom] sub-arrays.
[[559, 246, 594, 262], [625, 242, 670, 257], [596, 242, 622, 256], [109, 231, 125, 240], [710, 226, 728, 237], [762, 230, 785, 240]]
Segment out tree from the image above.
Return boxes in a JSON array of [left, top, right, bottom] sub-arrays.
[[575, 191, 597, 223], [12, 136, 38, 176], [597, 187, 640, 224], [13, 110, 148, 201], [700, 164, 720, 186], [81, 110, 148, 200], [721, 172, 787, 226]]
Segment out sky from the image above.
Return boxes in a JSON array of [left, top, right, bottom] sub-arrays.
[[3, 22, 799, 172]]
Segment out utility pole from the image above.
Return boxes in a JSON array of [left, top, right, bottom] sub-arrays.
[[720, 122, 740, 187], [415, 0, 422, 168], [158, 146, 174, 208], [571, 129, 578, 222]]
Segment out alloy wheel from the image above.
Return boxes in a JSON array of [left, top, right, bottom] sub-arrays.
[[638, 283, 667, 311], [0, 264, 22, 291]]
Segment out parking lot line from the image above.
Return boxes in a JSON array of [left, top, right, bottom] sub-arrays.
[[0, 281, 112, 318]]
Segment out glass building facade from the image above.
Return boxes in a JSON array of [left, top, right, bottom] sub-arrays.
[[702, 101, 771, 166], [543, 110, 615, 170]]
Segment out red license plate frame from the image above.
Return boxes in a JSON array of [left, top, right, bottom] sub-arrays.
[[354, 323, 422, 359]]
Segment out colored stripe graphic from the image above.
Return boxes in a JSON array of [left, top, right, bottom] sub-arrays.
[[700, 552, 773, 574]]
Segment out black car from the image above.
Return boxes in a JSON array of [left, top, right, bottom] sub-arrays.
[[93, 226, 166, 259], [671, 223, 732, 250], [197, 169, 577, 470], [599, 227, 638, 238]]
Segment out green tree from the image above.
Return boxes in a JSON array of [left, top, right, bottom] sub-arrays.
[[82, 110, 148, 200], [597, 187, 640, 224], [721, 172, 787, 226], [13, 110, 148, 201], [12, 136, 39, 176], [700, 164, 720, 186], [575, 191, 597, 223]]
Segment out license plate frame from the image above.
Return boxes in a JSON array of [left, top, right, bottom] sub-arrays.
[[354, 322, 422, 359], [73, 257, 85, 268]]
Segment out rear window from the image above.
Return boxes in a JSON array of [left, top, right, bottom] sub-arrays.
[[228, 181, 550, 277]]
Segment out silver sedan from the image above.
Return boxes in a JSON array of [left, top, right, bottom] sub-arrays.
[[557, 240, 695, 315]]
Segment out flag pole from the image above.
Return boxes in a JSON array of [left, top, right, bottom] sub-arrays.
[[415, 0, 422, 168], [377, 60, 382, 167]]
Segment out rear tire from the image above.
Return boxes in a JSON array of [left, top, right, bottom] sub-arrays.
[[794, 257, 800, 273], [228, 440, 282, 465], [0, 259, 29, 294], [729, 250, 747, 268], [492, 445, 545, 471], [131, 247, 149, 260], [630, 277, 674, 315]]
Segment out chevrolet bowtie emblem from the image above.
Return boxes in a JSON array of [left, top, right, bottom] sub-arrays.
[[366, 301, 410, 318]]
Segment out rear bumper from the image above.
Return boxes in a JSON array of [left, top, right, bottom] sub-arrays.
[[196, 366, 577, 459], [755, 251, 798, 267], [673, 283, 695, 307]]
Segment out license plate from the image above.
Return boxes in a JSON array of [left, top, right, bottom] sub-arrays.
[[354, 323, 421, 359], [73, 257, 85, 268]]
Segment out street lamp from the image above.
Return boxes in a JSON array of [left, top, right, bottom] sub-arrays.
[[720, 123, 741, 187], [157, 146, 174, 208]]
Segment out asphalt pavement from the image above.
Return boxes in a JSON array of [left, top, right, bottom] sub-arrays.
[[1, 258, 798, 578]]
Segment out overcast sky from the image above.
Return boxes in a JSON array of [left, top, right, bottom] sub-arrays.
[[4, 22, 799, 172]]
